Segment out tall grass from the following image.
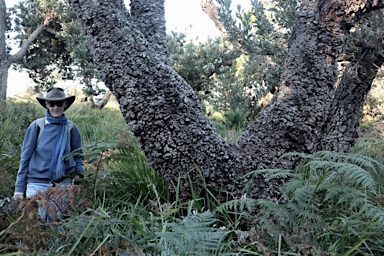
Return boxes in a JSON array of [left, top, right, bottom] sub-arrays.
[[0, 100, 44, 196], [1, 100, 384, 255]]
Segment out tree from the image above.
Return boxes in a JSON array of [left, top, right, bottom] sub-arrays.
[[202, 0, 290, 94], [0, 0, 48, 100], [1, 0, 109, 108], [207, 0, 384, 153], [168, 32, 239, 110], [168, 32, 267, 120], [67, 0, 384, 201]]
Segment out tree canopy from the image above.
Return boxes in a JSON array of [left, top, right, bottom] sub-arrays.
[[1, 0, 108, 107]]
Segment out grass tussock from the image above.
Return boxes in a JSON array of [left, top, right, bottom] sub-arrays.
[[0, 99, 384, 255]]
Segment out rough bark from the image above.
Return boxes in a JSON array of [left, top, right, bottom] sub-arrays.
[[130, 0, 170, 65], [203, 0, 384, 153], [322, 47, 384, 151], [68, 0, 384, 201]]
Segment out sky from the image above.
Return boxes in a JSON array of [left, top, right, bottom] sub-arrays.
[[164, 0, 250, 41], [7, 0, 251, 96], [6, 0, 250, 41], [164, 0, 221, 41]]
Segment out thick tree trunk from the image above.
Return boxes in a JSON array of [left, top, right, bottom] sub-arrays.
[[68, 0, 384, 200], [321, 47, 384, 151]]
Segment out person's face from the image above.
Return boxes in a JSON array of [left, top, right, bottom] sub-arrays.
[[46, 100, 67, 117]]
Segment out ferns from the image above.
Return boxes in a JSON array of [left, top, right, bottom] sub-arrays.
[[153, 211, 228, 256], [255, 149, 384, 254], [216, 198, 257, 215], [3, 100, 384, 255]]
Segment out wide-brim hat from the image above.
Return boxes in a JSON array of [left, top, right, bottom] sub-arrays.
[[36, 87, 76, 111]]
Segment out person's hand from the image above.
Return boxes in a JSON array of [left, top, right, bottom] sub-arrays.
[[12, 194, 24, 201]]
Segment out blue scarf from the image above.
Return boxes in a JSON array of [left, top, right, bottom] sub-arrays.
[[46, 110, 69, 181]]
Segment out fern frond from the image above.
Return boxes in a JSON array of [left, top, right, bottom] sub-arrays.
[[216, 198, 257, 214], [256, 199, 289, 221], [281, 178, 307, 197], [320, 162, 377, 193], [154, 211, 227, 256], [359, 204, 384, 227], [311, 151, 383, 174], [243, 168, 295, 181]]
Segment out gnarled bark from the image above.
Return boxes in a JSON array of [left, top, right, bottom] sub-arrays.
[[68, 0, 384, 201], [322, 46, 384, 151]]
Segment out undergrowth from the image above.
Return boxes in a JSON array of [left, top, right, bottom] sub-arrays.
[[1, 100, 384, 255]]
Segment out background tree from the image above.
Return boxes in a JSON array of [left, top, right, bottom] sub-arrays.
[[0, 0, 48, 100], [2, 0, 109, 108], [168, 32, 268, 125], [12, 0, 110, 108], [168, 32, 239, 109], [202, 0, 290, 94], [68, 0, 384, 202]]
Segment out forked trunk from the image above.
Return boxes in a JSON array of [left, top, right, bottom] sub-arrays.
[[68, 0, 384, 200]]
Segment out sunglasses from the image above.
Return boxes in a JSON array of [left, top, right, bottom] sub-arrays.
[[46, 100, 65, 107]]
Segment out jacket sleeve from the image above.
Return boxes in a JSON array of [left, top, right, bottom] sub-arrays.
[[14, 121, 38, 194], [71, 124, 85, 177]]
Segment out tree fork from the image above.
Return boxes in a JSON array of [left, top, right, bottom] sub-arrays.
[[68, 0, 384, 201]]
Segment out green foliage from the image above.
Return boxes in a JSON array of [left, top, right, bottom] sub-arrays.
[[168, 31, 269, 121], [8, 0, 103, 99], [10, 0, 74, 88], [66, 107, 127, 143], [94, 139, 170, 208], [168, 0, 298, 124], [0, 100, 44, 196], [152, 211, 228, 256], [250, 149, 384, 255], [3, 101, 384, 255], [58, 208, 140, 255], [223, 108, 248, 129], [207, 108, 248, 143], [215, 0, 291, 93], [168, 33, 242, 110]]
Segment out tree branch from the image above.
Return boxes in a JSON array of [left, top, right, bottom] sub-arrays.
[[130, 0, 170, 65], [200, 0, 243, 49], [9, 22, 46, 62]]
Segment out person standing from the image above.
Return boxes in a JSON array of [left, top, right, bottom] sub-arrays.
[[13, 87, 84, 200]]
